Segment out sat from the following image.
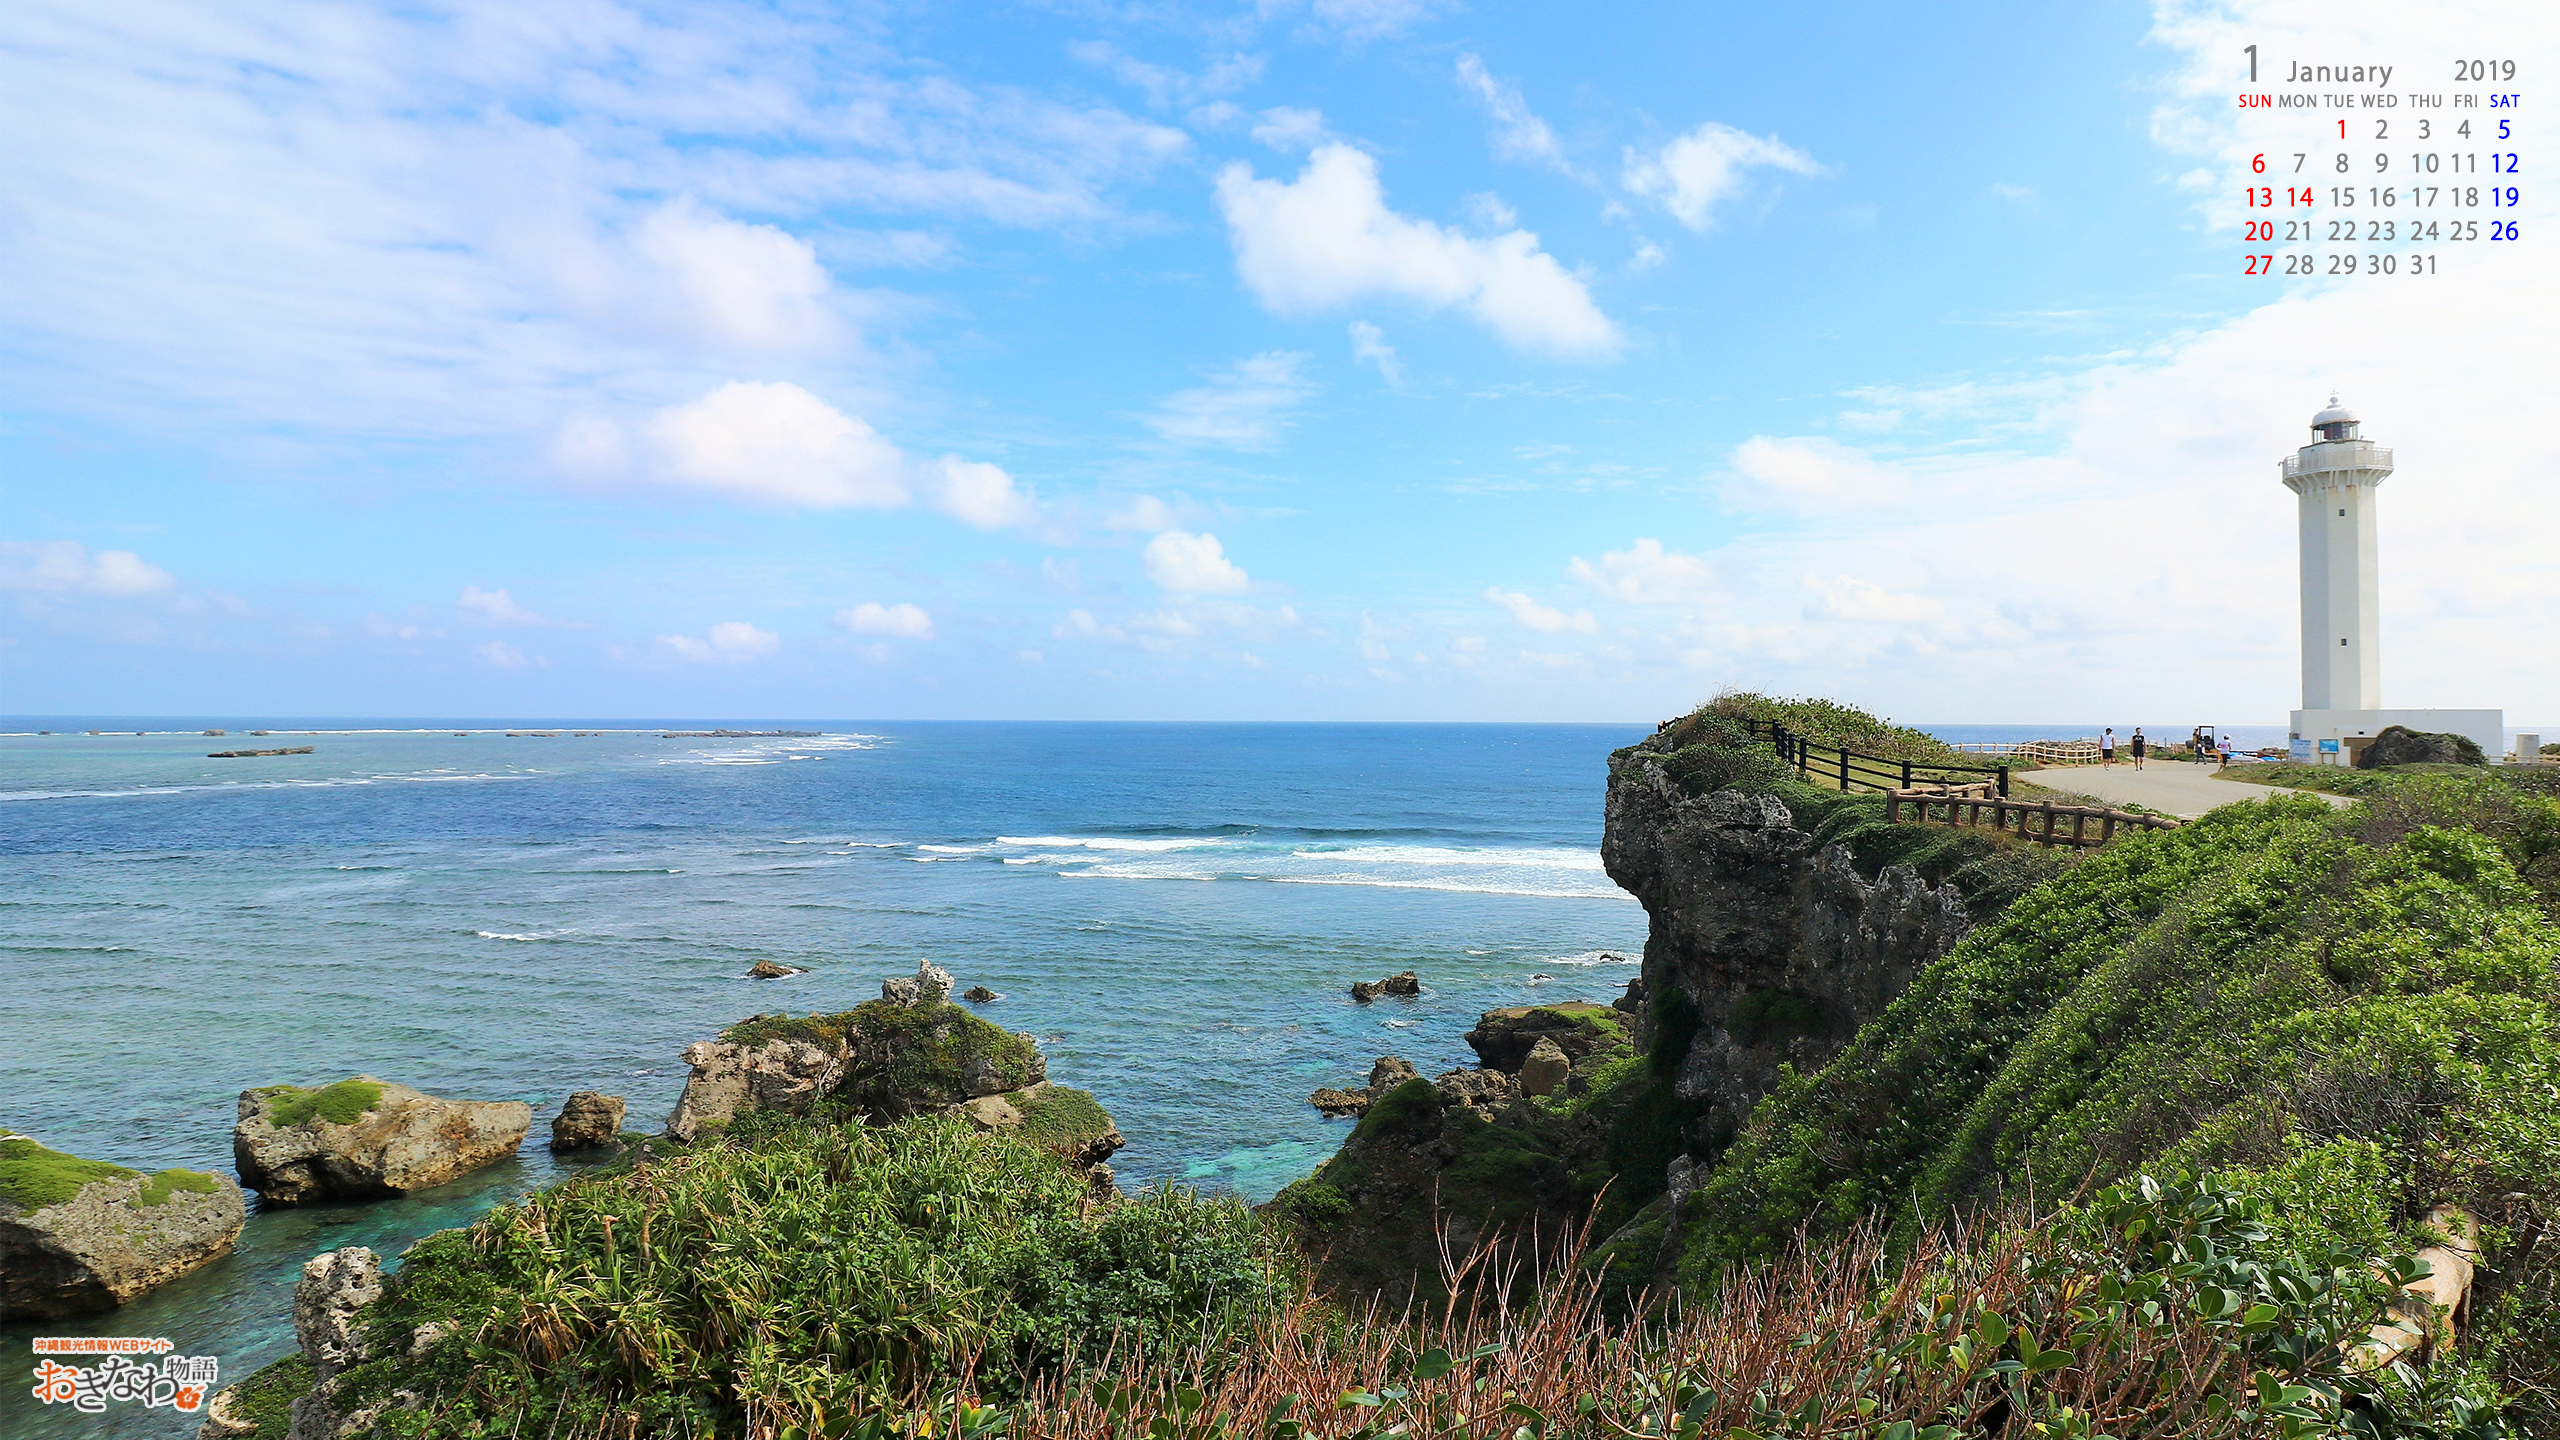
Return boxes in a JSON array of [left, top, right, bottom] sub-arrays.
[[2490, 94, 2518, 107]]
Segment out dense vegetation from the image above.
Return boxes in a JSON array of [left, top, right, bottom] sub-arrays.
[[325, 1113, 1283, 1438]]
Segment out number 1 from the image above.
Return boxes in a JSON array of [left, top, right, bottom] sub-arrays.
[[2246, 44, 2257, 83]]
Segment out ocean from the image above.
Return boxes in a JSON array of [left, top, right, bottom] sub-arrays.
[[2, 721, 1651, 1437]]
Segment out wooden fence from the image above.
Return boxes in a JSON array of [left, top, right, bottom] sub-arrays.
[[1886, 785, 2180, 849], [1742, 718, 2012, 798]]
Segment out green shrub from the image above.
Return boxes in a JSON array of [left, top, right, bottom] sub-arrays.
[[259, 1079, 386, 1128], [336, 1115, 1286, 1436], [0, 1135, 137, 1211]]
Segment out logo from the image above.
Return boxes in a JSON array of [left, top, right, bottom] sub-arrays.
[[28, 1338, 217, 1415]]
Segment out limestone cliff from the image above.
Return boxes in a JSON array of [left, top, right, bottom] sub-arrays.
[[1600, 748, 1972, 1148]]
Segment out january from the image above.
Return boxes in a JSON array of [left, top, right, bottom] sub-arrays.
[[2288, 61, 2392, 87]]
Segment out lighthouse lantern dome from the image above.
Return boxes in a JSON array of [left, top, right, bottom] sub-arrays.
[[2312, 394, 2361, 441]]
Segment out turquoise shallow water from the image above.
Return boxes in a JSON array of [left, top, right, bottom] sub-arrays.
[[1, 721, 1648, 1437]]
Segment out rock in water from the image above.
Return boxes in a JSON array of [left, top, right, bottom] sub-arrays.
[[0, 1133, 245, 1319], [1349, 971, 1422, 1002], [746, 959, 808, 979], [549, 1091, 626, 1151], [233, 1078, 531, 1204], [2356, 724, 2486, 768], [1517, 1037, 1571, 1096], [1308, 1055, 1423, 1117], [963, 985, 1000, 1003]]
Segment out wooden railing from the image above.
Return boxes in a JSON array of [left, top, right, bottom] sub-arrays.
[[1886, 786, 2180, 849], [1742, 718, 2011, 798]]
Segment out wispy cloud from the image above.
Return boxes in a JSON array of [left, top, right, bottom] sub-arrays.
[[1146, 352, 1313, 449]]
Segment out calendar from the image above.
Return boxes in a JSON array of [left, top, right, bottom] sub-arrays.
[[2237, 50, 2522, 278]]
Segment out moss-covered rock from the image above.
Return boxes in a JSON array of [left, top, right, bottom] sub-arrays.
[[0, 1133, 245, 1319], [233, 1077, 530, 1204], [673, 998, 1053, 1142]]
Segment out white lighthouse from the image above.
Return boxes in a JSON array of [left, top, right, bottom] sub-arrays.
[[2281, 398, 2503, 765], [2285, 396, 2387, 711]]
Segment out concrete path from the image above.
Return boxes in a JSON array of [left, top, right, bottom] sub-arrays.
[[2019, 760, 2353, 819]]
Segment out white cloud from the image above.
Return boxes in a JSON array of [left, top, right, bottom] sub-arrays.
[[1624, 123, 1822, 231], [931, 456, 1042, 531], [559, 381, 1045, 530], [1214, 144, 1618, 358], [1147, 352, 1312, 448], [475, 639, 532, 669], [1105, 495, 1176, 532], [550, 196, 842, 357], [1348, 321, 1404, 386], [663, 621, 780, 663], [1454, 55, 1569, 173], [1250, 107, 1329, 152], [457, 585, 544, 626], [835, 602, 934, 639], [1484, 587, 1597, 634], [0, 540, 175, 596], [1144, 530, 1251, 594], [1567, 539, 1716, 605], [1806, 574, 1946, 625], [1723, 436, 1907, 512], [632, 381, 911, 508]]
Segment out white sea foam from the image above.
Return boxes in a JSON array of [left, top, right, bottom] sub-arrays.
[[474, 930, 556, 942], [1547, 949, 1641, 966], [917, 844, 983, 854], [995, 835, 1220, 852]]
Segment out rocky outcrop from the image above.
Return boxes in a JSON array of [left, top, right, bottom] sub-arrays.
[[1350, 971, 1422, 1002], [746, 959, 808, 979], [665, 977, 1065, 1142], [1465, 1001, 1624, 1072], [234, 1078, 531, 1204], [1276, 1006, 1637, 1306], [1310, 1056, 1420, 1118], [2357, 725, 2486, 769], [882, 959, 955, 1006], [549, 1091, 625, 1150], [280, 1246, 404, 1440], [963, 985, 1001, 1003], [1602, 755, 1972, 1147], [663, 1037, 842, 1142], [0, 1133, 246, 1319]]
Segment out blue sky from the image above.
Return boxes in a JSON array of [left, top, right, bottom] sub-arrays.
[[3, 0, 2553, 724]]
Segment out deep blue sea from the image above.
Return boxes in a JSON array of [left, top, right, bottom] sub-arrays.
[[1, 720, 1650, 1437]]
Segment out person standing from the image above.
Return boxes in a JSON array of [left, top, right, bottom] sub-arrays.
[[2131, 728, 2147, 770], [2219, 735, 2235, 767], [2102, 727, 2116, 767]]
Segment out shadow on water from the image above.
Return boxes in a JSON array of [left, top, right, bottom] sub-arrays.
[[3, 1152, 614, 1440]]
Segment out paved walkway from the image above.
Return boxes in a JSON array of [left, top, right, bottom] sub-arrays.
[[2019, 760, 2352, 819]]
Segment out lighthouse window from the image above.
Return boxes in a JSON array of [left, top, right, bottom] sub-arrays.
[[2339, 507, 2346, 516], [2342, 638, 2349, 645]]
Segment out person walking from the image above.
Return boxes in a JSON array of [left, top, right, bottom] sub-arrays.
[[2219, 734, 2235, 767], [2102, 727, 2116, 767], [2131, 728, 2147, 770]]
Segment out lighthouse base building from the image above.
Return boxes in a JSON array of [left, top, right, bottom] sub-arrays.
[[2281, 399, 2502, 766]]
